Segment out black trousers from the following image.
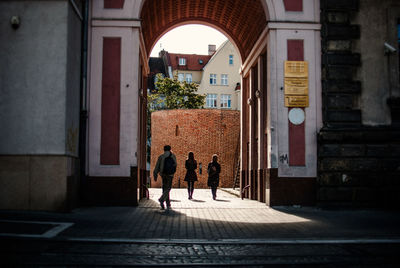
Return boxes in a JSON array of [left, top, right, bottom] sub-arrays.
[[211, 187, 217, 199]]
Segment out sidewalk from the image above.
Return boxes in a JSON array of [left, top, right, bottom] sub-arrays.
[[1, 188, 400, 241]]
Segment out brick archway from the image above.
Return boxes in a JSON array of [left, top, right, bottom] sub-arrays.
[[140, 0, 268, 61]]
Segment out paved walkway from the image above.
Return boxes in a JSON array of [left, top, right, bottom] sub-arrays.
[[1, 189, 400, 266], [1, 188, 400, 241]]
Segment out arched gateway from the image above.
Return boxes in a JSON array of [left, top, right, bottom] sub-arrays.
[[86, 0, 321, 206]]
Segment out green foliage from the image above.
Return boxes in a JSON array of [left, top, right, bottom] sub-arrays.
[[148, 74, 205, 112]]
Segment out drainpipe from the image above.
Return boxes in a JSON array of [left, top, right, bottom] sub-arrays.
[[79, 0, 89, 201]]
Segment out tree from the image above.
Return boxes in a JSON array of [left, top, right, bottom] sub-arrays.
[[146, 74, 206, 166], [148, 74, 205, 112]]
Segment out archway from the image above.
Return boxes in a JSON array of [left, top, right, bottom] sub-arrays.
[[87, 0, 321, 207], [140, 0, 268, 62], [138, 0, 269, 201]]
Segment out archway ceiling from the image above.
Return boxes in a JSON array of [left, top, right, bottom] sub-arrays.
[[141, 0, 267, 61]]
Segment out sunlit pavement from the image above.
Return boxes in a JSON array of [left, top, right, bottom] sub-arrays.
[[1, 188, 400, 266]]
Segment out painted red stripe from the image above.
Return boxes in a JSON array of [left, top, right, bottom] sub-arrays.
[[287, 40, 304, 61], [101, 38, 121, 165], [104, 0, 124, 9], [287, 39, 305, 166], [283, 0, 303, 12]]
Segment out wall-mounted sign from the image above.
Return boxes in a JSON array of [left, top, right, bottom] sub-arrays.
[[284, 77, 308, 95], [284, 61, 308, 78], [284, 60, 309, 107], [285, 95, 309, 108]]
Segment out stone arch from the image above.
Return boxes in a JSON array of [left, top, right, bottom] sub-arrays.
[[140, 0, 269, 61]]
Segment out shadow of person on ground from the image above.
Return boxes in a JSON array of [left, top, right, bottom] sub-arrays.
[[189, 199, 206, 203]]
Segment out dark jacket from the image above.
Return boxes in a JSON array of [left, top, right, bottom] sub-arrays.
[[153, 151, 177, 178], [207, 161, 221, 187], [184, 159, 198, 182]]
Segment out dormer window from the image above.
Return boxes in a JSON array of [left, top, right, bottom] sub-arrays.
[[199, 59, 203, 64], [179, 58, 186, 66]]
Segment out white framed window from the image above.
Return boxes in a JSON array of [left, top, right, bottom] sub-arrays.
[[229, 54, 233, 65], [206, 94, 217, 108], [185, 73, 192, 83], [210, 74, 217, 85], [179, 58, 186, 65], [221, 94, 231, 108], [178, 73, 184, 82], [221, 74, 228, 85]]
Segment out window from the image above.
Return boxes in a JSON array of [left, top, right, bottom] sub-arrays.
[[179, 58, 186, 65], [178, 73, 184, 82], [229, 54, 234, 65], [186, 73, 192, 83], [210, 74, 217, 85], [206, 94, 217, 108], [221, 74, 228, 85], [221, 94, 231, 108]]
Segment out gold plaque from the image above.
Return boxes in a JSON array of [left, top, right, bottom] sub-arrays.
[[285, 95, 309, 107], [284, 77, 308, 95], [284, 61, 308, 78]]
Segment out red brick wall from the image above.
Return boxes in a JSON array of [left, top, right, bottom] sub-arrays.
[[151, 109, 240, 189]]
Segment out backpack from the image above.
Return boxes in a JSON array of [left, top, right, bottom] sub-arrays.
[[163, 154, 176, 175]]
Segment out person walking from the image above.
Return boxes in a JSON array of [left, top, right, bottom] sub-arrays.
[[207, 154, 221, 200], [153, 145, 177, 210], [184, 152, 198, 200]]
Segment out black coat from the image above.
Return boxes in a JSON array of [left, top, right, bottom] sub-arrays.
[[207, 161, 221, 187], [184, 159, 198, 182]]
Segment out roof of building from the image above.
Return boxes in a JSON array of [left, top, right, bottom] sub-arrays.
[[167, 53, 212, 71]]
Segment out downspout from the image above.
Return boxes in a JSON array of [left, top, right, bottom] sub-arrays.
[[79, 0, 89, 202]]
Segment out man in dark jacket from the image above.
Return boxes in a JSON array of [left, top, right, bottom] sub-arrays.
[[153, 145, 177, 209], [207, 154, 221, 200]]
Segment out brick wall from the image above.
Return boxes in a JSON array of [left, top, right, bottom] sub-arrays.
[[151, 109, 240, 189]]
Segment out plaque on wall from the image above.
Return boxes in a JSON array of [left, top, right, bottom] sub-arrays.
[[284, 77, 308, 95], [284, 60, 309, 107], [284, 61, 308, 78], [285, 95, 309, 107]]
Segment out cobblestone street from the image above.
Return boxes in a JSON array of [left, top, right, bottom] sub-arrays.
[[1, 189, 400, 266]]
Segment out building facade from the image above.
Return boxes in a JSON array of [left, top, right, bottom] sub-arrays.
[[1, 0, 399, 211], [160, 50, 212, 84], [0, 0, 83, 211], [198, 41, 242, 110]]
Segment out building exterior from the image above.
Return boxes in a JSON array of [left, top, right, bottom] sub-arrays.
[[0, 0, 83, 211], [0, 0, 399, 211], [160, 50, 212, 84], [317, 0, 400, 207], [199, 41, 242, 110], [147, 57, 168, 93]]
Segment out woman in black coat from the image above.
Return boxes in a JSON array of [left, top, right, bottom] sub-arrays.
[[184, 152, 198, 199], [207, 154, 221, 200]]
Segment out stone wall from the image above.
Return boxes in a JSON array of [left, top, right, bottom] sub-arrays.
[[319, 0, 400, 208], [0, 1, 82, 211], [0, 156, 79, 211], [151, 109, 240, 189]]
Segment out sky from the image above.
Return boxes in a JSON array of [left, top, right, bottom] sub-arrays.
[[150, 24, 228, 57]]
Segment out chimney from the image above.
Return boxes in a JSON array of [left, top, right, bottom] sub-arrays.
[[208, 44, 216, 55]]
